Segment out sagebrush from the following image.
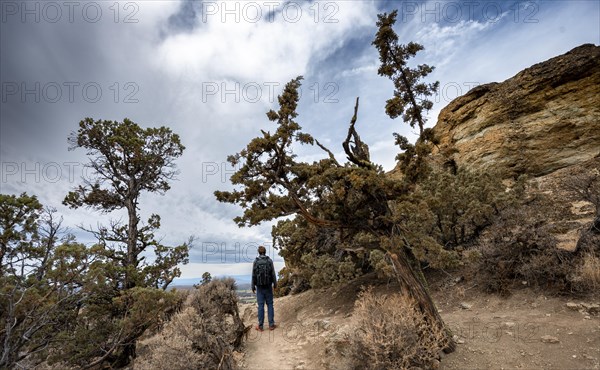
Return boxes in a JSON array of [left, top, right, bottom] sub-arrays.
[[348, 288, 445, 370], [479, 193, 600, 295], [135, 278, 245, 370]]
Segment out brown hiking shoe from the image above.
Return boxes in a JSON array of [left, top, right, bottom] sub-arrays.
[[255, 325, 263, 332], [269, 324, 277, 331]]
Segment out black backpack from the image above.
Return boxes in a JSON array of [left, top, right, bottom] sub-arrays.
[[254, 257, 272, 287]]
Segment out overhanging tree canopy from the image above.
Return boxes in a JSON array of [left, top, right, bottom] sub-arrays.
[[215, 75, 456, 352]]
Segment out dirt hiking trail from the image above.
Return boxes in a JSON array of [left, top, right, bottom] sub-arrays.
[[239, 294, 318, 370], [238, 274, 599, 370]]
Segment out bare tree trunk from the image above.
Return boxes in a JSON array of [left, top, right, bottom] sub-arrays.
[[1, 305, 16, 367], [386, 252, 456, 353], [115, 342, 136, 368], [125, 198, 138, 290]]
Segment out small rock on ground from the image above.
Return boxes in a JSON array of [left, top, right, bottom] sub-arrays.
[[540, 335, 560, 344]]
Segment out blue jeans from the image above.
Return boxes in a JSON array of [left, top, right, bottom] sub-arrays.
[[256, 286, 274, 328]]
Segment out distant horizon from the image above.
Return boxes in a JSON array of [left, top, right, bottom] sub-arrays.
[[172, 274, 252, 286]]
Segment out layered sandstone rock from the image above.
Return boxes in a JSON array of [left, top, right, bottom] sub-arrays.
[[428, 44, 600, 251], [433, 43, 600, 178]]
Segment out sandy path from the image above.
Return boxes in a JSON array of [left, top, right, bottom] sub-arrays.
[[240, 299, 313, 370]]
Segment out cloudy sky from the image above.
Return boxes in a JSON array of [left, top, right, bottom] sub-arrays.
[[1, 0, 598, 284]]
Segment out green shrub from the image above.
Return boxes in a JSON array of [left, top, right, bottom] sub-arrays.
[[300, 252, 361, 289], [273, 216, 366, 292], [417, 167, 517, 249]]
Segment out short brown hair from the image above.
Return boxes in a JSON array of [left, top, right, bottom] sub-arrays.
[[257, 246, 266, 255]]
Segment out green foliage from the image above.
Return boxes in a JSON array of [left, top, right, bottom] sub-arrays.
[[64, 118, 185, 210], [300, 252, 361, 289], [394, 128, 442, 184], [389, 198, 457, 270], [272, 215, 368, 291], [0, 193, 42, 275], [417, 167, 516, 249], [369, 249, 394, 279], [274, 266, 293, 296], [373, 10, 440, 184], [49, 287, 184, 368], [373, 11, 439, 134], [379, 165, 514, 272], [202, 271, 212, 285], [0, 194, 89, 368]]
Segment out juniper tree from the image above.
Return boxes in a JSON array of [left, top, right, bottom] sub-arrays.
[[64, 118, 188, 290], [215, 77, 456, 352], [0, 194, 89, 368], [0, 193, 42, 276], [202, 271, 212, 285], [213, 9, 476, 353], [62, 118, 190, 366]]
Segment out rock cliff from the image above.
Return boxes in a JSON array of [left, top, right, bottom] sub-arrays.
[[430, 44, 600, 251], [433, 43, 600, 178]]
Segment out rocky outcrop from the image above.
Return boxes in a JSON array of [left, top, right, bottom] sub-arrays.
[[433, 44, 600, 178], [531, 156, 599, 250], [430, 44, 600, 251]]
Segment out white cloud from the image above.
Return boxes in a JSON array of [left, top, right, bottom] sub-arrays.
[[415, 20, 494, 67], [156, 1, 376, 83]]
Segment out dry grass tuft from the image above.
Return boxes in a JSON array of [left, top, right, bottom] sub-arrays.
[[348, 287, 444, 370], [134, 278, 245, 370], [575, 252, 600, 291]]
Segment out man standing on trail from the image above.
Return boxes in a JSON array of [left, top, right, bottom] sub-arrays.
[[252, 245, 277, 331]]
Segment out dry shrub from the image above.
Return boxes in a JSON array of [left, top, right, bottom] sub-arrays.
[[479, 192, 600, 295], [134, 278, 245, 370], [479, 204, 577, 294], [571, 229, 600, 292], [576, 253, 600, 291], [348, 288, 444, 370], [562, 161, 600, 292], [134, 306, 207, 370]]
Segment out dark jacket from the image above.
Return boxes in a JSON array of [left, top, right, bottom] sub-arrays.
[[251, 255, 277, 288]]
